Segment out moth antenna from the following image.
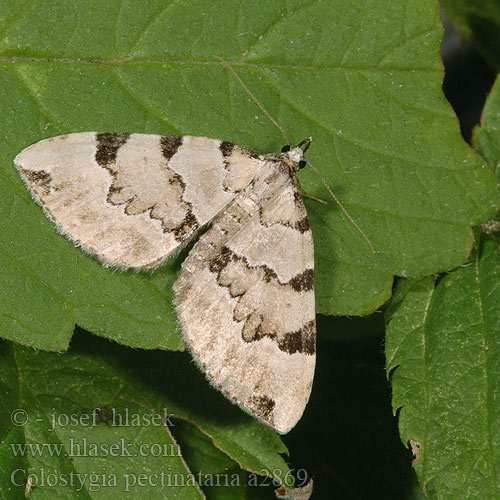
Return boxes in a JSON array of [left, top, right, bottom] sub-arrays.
[[305, 158, 376, 254], [217, 58, 373, 253], [217, 57, 292, 146]]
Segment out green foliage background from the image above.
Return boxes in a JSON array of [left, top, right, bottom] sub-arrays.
[[0, 0, 499, 498]]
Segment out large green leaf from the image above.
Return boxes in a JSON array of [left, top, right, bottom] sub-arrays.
[[385, 234, 500, 499], [1, 0, 498, 349], [0, 332, 291, 498], [385, 68, 500, 500]]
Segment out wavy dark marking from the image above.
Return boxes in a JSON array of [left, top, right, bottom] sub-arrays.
[[209, 246, 315, 354], [209, 246, 233, 274], [220, 141, 235, 157], [263, 266, 278, 283], [160, 135, 183, 161], [210, 246, 312, 290], [94, 135, 198, 239], [288, 269, 314, 292], [95, 132, 130, 166], [19, 168, 53, 196], [108, 185, 123, 196], [164, 172, 199, 240], [250, 320, 315, 355], [249, 395, 275, 420], [173, 211, 199, 240], [293, 189, 303, 205], [95, 133, 132, 206], [168, 172, 183, 186], [279, 320, 316, 355], [295, 216, 310, 233]]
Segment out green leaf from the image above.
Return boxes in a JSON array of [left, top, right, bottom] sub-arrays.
[[1, 0, 498, 349], [173, 421, 284, 499], [0, 332, 291, 497], [442, 0, 500, 71], [385, 235, 500, 499], [170, 421, 248, 500], [475, 72, 500, 173]]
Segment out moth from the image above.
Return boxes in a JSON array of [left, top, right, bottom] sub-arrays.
[[14, 132, 316, 433], [14, 71, 372, 434]]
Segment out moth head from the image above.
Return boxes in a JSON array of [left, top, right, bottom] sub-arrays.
[[280, 137, 311, 171]]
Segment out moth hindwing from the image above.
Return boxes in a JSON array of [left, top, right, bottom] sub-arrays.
[[14, 132, 316, 433]]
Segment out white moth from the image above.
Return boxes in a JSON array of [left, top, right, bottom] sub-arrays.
[[14, 131, 316, 433]]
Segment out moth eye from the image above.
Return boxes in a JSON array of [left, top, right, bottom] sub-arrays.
[[298, 160, 306, 169], [281, 145, 291, 153]]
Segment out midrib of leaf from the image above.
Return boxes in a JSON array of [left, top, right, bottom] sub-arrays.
[[0, 56, 442, 72]]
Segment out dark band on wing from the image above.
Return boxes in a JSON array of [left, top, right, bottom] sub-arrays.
[[95, 133, 198, 241], [220, 141, 235, 157], [295, 216, 311, 233], [160, 135, 183, 161], [278, 320, 316, 355], [249, 395, 276, 421], [210, 246, 313, 292], [95, 132, 130, 166], [209, 246, 315, 355], [250, 319, 316, 355], [18, 168, 53, 197], [166, 172, 200, 241]]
